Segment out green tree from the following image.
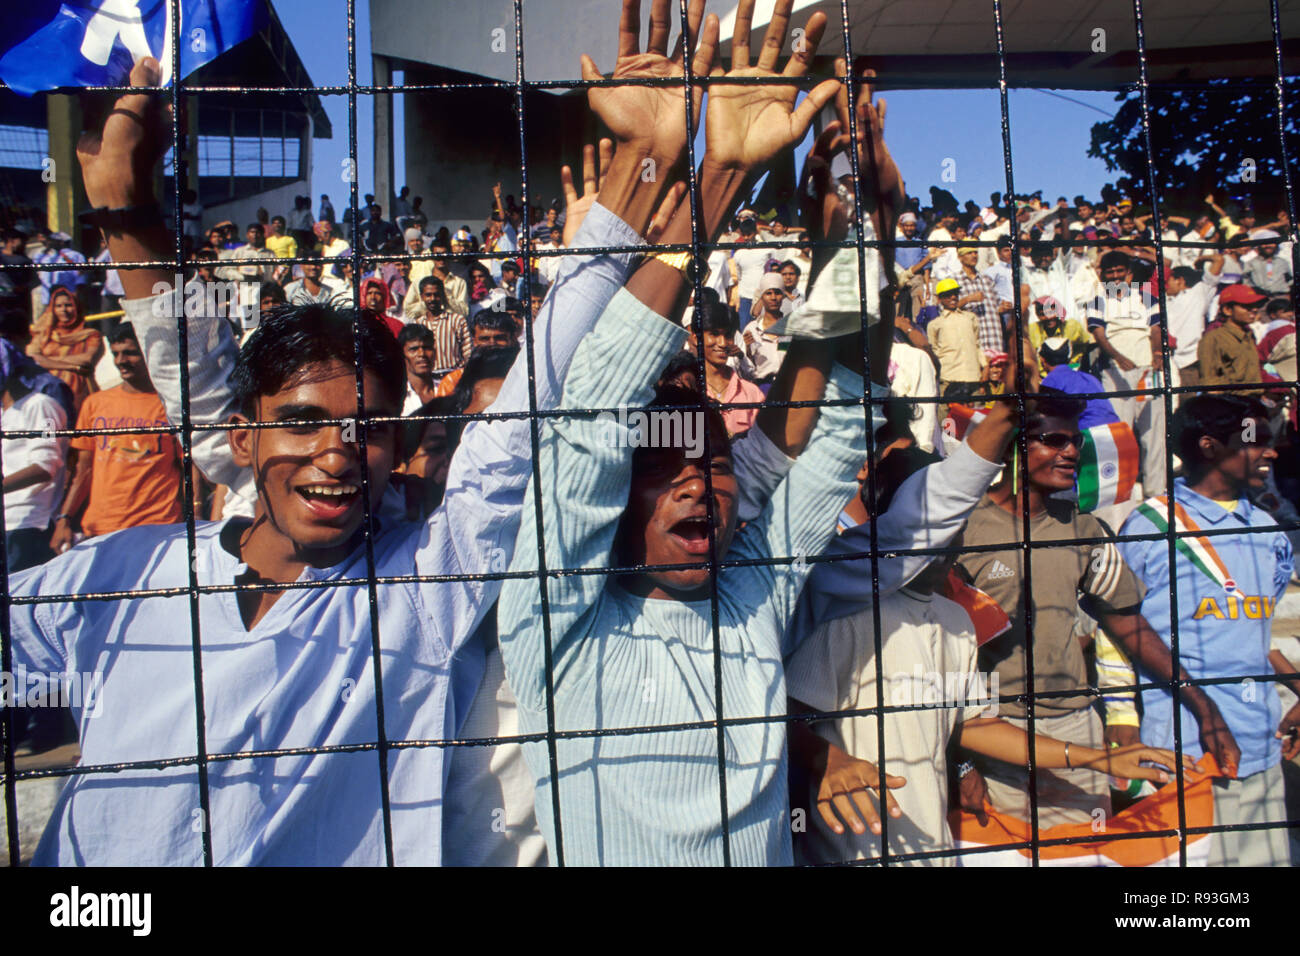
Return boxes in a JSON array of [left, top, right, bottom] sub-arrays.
[[1088, 80, 1300, 216]]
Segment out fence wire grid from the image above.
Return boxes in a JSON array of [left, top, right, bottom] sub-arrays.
[[0, 0, 1296, 868]]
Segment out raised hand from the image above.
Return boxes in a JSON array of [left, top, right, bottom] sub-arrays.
[[704, 0, 840, 173], [560, 138, 686, 245], [581, 0, 718, 167], [76, 56, 170, 208], [560, 139, 613, 246], [830, 59, 905, 237]]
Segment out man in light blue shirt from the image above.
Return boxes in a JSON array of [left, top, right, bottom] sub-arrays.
[[1118, 394, 1300, 866], [9, 8, 698, 864]]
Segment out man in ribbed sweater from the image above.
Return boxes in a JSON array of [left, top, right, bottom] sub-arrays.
[[498, 0, 891, 864]]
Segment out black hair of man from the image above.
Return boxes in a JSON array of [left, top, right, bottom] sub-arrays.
[[472, 307, 517, 335], [1171, 266, 1201, 287], [108, 322, 138, 347], [738, 219, 757, 237], [1030, 242, 1054, 260], [397, 323, 434, 350], [996, 235, 1013, 250], [1266, 297, 1293, 317], [438, 344, 521, 449], [695, 298, 739, 337], [778, 259, 802, 278], [259, 281, 287, 306], [868, 444, 943, 516], [634, 383, 730, 466], [1174, 393, 1270, 479], [246, 223, 265, 235], [501, 259, 519, 274], [1023, 389, 1086, 435], [418, 275, 445, 295], [658, 349, 701, 390], [1098, 250, 1133, 272], [230, 304, 404, 417]]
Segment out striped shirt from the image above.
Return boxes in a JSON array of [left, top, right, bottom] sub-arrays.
[[956, 269, 1003, 352], [412, 309, 472, 372]]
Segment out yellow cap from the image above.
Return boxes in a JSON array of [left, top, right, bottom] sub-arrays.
[[935, 278, 961, 296]]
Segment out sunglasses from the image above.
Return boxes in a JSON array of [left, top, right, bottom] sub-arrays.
[[1028, 431, 1084, 450]]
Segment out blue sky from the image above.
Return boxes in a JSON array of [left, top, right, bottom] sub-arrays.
[[275, 0, 1124, 213]]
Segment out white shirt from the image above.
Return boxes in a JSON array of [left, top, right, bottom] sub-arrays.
[[731, 246, 772, 299], [1, 391, 66, 531], [1166, 269, 1217, 368], [888, 342, 940, 453], [787, 587, 983, 865]]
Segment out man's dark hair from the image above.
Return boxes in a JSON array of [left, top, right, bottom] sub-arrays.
[[637, 383, 730, 464], [193, 248, 218, 263], [1267, 297, 1293, 317], [778, 259, 802, 278], [472, 308, 517, 335], [259, 281, 286, 306], [1024, 389, 1086, 434], [867, 444, 943, 516], [1030, 242, 1054, 260], [695, 298, 738, 337], [246, 223, 264, 234], [501, 259, 519, 273], [231, 304, 404, 417], [397, 323, 434, 349], [996, 235, 1013, 250], [418, 275, 445, 295], [0, 308, 30, 341], [1172, 266, 1201, 287], [1175, 394, 1269, 477], [658, 349, 701, 389], [108, 322, 138, 347], [1098, 250, 1132, 272], [737, 219, 757, 237]]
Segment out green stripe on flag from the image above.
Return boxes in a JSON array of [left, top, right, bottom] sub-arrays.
[[1077, 430, 1101, 512], [1134, 502, 1227, 589]]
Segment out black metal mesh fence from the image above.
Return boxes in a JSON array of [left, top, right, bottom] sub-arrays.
[[0, 0, 1296, 867]]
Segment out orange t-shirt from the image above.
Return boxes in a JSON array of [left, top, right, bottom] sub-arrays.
[[71, 387, 182, 537]]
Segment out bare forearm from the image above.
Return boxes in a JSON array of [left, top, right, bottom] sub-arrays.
[[1269, 649, 1300, 696], [1100, 612, 1218, 722], [625, 162, 746, 318], [3, 464, 52, 494], [959, 719, 1104, 771], [57, 464, 91, 521], [755, 340, 834, 457]]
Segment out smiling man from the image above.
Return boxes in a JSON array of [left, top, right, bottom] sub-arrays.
[[9, 0, 710, 864], [953, 393, 1241, 831], [1119, 395, 1299, 866]]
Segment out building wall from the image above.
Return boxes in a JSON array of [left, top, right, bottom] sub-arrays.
[[401, 66, 594, 231], [193, 121, 314, 237]]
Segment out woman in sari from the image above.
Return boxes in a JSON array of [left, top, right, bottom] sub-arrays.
[[28, 286, 102, 414]]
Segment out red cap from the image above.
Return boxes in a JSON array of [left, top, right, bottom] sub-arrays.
[[1219, 284, 1268, 306]]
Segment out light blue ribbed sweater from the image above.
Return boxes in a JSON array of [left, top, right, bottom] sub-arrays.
[[498, 287, 872, 865]]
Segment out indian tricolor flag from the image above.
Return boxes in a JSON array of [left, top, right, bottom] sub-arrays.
[[942, 404, 986, 442], [951, 756, 1221, 867], [1078, 422, 1140, 512]]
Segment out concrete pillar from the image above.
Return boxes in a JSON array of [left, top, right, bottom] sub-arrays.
[[45, 94, 84, 237], [372, 54, 394, 216]]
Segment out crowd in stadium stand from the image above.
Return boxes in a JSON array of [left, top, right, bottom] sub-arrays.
[[1, 0, 1298, 868]]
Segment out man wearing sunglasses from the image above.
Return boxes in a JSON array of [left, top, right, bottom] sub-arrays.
[[952, 392, 1241, 830]]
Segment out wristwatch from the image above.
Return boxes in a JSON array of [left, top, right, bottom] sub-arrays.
[[649, 250, 697, 283], [957, 760, 976, 779]]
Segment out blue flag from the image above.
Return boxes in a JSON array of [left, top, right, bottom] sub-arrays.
[[0, 1, 265, 96]]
